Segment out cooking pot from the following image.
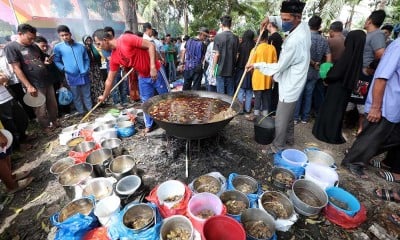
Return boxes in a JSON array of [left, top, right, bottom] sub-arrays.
[[232, 175, 258, 194], [71, 141, 96, 153], [220, 190, 249, 217], [241, 208, 276, 240], [106, 155, 136, 180], [82, 177, 117, 201], [254, 115, 275, 145], [123, 203, 156, 232], [101, 138, 123, 157], [58, 163, 95, 200], [86, 148, 113, 177], [142, 91, 241, 140], [50, 157, 75, 175], [258, 191, 294, 220], [304, 163, 339, 190], [58, 196, 95, 222], [270, 167, 296, 191], [304, 148, 337, 169], [93, 124, 117, 143], [59, 123, 88, 145], [115, 175, 142, 199], [289, 179, 328, 217], [160, 215, 194, 240]]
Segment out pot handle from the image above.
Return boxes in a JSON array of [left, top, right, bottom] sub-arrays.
[[330, 163, 338, 170], [334, 180, 339, 187], [298, 175, 305, 180], [105, 168, 113, 178]]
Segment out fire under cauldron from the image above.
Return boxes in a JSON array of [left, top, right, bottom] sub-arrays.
[[142, 91, 241, 178]]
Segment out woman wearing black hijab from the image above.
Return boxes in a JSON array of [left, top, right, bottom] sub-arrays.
[[313, 30, 366, 144]]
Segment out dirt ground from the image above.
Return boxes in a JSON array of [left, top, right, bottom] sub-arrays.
[[0, 103, 399, 240]]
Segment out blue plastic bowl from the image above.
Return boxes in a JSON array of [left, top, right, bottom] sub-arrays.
[[116, 121, 135, 138], [325, 187, 361, 217]]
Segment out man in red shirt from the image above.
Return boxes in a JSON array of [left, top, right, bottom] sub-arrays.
[[93, 29, 169, 133]]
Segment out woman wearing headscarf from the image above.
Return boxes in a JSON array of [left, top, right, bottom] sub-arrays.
[[82, 35, 104, 104], [312, 30, 366, 144]]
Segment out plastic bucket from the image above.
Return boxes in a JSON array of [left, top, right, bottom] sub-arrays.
[[160, 215, 194, 240], [94, 195, 121, 226], [304, 163, 339, 190], [187, 192, 224, 234], [281, 149, 308, 167], [254, 116, 275, 145], [203, 215, 246, 240], [157, 180, 186, 209], [325, 187, 360, 217]]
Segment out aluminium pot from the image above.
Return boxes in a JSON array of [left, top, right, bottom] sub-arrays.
[[101, 138, 123, 157], [289, 179, 328, 217], [142, 91, 241, 140], [105, 155, 136, 180], [58, 163, 95, 200], [86, 148, 113, 177]]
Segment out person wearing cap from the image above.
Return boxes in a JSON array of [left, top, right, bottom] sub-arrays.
[[93, 28, 169, 134], [180, 27, 209, 90], [247, 0, 311, 153], [212, 15, 239, 96]]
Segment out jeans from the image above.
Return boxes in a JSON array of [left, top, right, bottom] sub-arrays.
[[294, 78, 317, 121], [139, 71, 169, 128], [254, 90, 271, 112], [70, 83, 92, 114], [111, 69, 129, 105], [183, 65, 203, 90], [167, 61, 176, 82], [238, 88, 253, 113], [216, 76, 234, 96]]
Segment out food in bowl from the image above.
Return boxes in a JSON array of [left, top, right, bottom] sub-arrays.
[[129, 216, 150, 230], [66, 136, 85, 147], [295, 188, 323, 207], [225, 200, 247, 215], [274, 172, 294, 185], [195, 209, 215, 219], [166, 228, 191, 240], [193, 175, 221, 194], [262, 201, 289, 219], [243, 221, 273, 239], [164, 195, 183, 203], [148, 96, 236, 124], [329, 196, 350, 211]]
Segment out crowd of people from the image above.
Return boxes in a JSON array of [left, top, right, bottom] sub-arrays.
[[0, 0, 399, 219]]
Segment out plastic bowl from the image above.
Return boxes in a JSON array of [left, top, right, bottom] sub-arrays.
[[281, 149, 308, 167], [325, 187, 361, 217], [157, 180, 186, 209]]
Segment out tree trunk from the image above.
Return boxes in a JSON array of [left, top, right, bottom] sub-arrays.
[[183, 0, 188, 35], [122, 0, 138, 32], [77, 0, 91, 34]]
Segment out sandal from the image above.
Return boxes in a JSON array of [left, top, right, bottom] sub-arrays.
[[7, 176, 34, 194], [388, 213, 400, 227], [369, 159, 391, 170], [373, 188, 400, 203], [376, 170, 400, 183], [12, 170, 31, 181]]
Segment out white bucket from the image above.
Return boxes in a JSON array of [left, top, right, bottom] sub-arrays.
[[94, 195, 121, 226], [157, 180, 186, 209], [304, 163, 339, 190]]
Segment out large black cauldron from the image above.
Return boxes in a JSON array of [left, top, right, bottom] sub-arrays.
[[142, 91, 241, 140]]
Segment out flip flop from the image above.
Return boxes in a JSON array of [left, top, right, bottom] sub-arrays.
[[373, 188, 400, 203], [369, 159, 391, 170], [7, 176, 34, 194], [12, 170, 31, 181], [388, 213, 400, 227], [376, 170, 400, 183]]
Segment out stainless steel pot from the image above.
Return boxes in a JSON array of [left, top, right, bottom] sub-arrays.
[[50, 157, 75, 175], [289, 179, 328, 217], [271, 167, 296, 191], [72, 141, 96, 153], [241, 208, 276, 240], [86, 148, 113, 177], [58, 163, 95, 200], [259, 191, 294, 219], [101, 138, 123, 157], [123, 203, 156, 232], [106, 155, 136, 180], [58, 196, 95, 222], [220, 190, 249, 216], [115, 175, 142, 198], [232, 175, 258, 194], [82, 177, 116, 201]]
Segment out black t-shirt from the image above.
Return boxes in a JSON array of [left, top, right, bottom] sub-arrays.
[[5, 41, 50, 88], [236, 40, 255, 69], [268, 32, 283, 59], [213, 31, 239, 77]]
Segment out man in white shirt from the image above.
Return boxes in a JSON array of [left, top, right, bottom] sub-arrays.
[[247, 0, 310, 153]]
